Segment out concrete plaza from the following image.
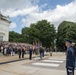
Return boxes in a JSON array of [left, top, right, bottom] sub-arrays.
[[0, 52, 76, 75]]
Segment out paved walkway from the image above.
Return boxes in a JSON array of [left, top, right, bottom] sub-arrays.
[[0, 52, 63, 64], [0, 52, 76, 75], [25, 57, 65, 70], [0, 53, 36, 64]]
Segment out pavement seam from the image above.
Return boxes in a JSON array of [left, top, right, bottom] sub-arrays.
[[1, 69, 30, 75], [29, 68, 41, 75]]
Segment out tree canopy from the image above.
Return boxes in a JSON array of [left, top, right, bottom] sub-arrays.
[[9, 20, 76, 50], [57, 21, 76, 51], [9, 31, 23, 42], [22, 20, 56, 47]]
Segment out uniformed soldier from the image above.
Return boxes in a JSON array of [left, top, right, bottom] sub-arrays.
[[65, 40, 75, 75]]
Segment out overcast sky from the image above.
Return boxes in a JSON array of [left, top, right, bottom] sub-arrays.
[[0, 0, 76, 33]]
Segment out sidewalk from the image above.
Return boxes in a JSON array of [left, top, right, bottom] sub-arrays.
[[0, 52, 65, 63], [0, 52, 76, 75], [0, 53, 37, 64]]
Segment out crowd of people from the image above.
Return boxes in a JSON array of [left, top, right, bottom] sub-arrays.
[[0, 42, 51, 60], [0, 40, 76, 75], [0, 42, 30, 59]]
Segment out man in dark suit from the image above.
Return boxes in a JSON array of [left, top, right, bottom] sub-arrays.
[[29, 47, 33, 60], [18, 46, 22, 59], [39, 46, 44, 59], [65, 40, 75, 75], [22, 47, 25, 58]]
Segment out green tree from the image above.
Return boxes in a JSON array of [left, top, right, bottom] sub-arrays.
[[9, 31, 23, 42], [22, 20, 56, 47], [22, 27, 39, 44], [57, 21, 76, 51]]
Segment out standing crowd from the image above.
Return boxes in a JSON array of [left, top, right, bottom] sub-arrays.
[[0, 42, 51, 60], [0, 40, 76, 75], [0, 43, 32, 59]]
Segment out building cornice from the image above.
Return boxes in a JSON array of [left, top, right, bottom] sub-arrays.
[[0, 14, 11, 23]]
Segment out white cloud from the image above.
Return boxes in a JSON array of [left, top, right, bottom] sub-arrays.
[[22, 0, 76, 28], [9, 6, 39, 17], [0, 0, 76, 29], [0, 0, 39, 17], [0, 0, 35, 10], [0, 0, 48, 19], [40, 3, 47, 9], [10, 22, 17, 29]]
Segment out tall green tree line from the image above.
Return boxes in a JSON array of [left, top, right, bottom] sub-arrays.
[[22, 20, 56, 47], [56, 21, 76, 51], [9, 20, 76, 50]]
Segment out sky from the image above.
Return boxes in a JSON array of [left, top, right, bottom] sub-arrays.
[[0, 0, 76, 33]]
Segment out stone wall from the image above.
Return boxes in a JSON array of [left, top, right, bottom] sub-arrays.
[[0, 14, 10, 41]]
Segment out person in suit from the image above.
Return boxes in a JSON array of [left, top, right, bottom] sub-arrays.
[[22, 47, 25, 58], [18, 46, 22, 59], [65, 40, 75, 75], [29, 47, 33, 60], [39, 46, 44, 59]]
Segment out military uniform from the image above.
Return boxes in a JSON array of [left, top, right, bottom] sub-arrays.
[[66, 46, 75, 75]]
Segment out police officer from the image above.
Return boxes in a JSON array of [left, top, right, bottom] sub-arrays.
[[65, 40, 75, 75]]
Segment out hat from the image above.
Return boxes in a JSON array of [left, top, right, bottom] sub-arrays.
[[66, 40, 72, 43]]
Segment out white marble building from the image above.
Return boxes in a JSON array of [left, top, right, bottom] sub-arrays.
[[0, 14, 11, 41]]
